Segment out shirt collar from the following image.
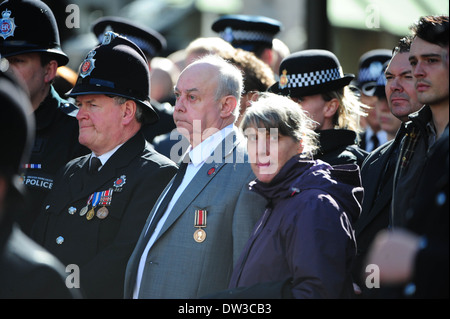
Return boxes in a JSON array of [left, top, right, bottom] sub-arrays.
[[91, 143, 124, 166], [188, 124, 235, 167]]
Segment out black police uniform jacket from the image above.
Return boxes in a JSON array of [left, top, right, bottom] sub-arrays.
[[18, 86, 90, 235], [31, 131, 177, 299], [0, 215, 81, 299], [315, 129, 368, 168]]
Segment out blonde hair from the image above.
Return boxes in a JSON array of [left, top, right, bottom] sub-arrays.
[[322, 86, 369, 134]]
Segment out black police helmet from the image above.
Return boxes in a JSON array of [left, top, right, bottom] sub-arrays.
[[0, 70, 35, 197], [0, 0, 69, 66], [91, 16, 167, 60], [68, 32, 158, 125]]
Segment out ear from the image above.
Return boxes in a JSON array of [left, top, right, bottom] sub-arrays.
[[259, 48, 273, 66], [220, 95, 237, 118], [43, 60, 58, 84], [323, 98, 339, 119], [121, 100, 137, 125]]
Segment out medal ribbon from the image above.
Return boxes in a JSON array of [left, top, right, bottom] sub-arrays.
[[91, 191, 102, 208], [99, 188, 113, 206], [194, 210, 207, 228]]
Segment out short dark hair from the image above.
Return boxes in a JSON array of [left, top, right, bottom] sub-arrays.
[[393, 36, 412, 55], [410, 15, 449, 47]]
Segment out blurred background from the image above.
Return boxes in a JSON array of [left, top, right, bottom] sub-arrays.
[[44, 0, 449, 74]]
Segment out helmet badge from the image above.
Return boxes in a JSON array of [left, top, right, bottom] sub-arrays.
[[80, 50, 96, 78], [0, 9, 16, 40]]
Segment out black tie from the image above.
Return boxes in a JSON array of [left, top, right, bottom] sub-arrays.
[[143, 155, 190, 241], [371, 134, 380, 150], [89, 157, 102, 174]]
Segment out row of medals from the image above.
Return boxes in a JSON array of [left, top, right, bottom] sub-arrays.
[[68, 204, 108, 220]]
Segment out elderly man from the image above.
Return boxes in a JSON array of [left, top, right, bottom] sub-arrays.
[[31, 32, 178, 299], [125, 55, 267, 299]]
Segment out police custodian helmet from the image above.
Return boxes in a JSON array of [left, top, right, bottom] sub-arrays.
[[0, 0, 69, 66], [68, 31, 159, 125]]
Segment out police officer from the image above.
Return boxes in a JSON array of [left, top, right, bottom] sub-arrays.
[[0, 70, 81, 299], [0, 0, 90, 235], [91, 16, 176, 144], [31, 32, 178, 299], [211, 14, 282, 67], [269, 49, 369, 167], [354, 49, 392, 152]]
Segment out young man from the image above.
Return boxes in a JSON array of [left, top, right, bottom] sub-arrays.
[[367, 15, 449, 299]]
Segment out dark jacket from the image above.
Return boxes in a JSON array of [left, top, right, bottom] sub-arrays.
[[316, 129, 368, 168], [17, 87, 89, 234], [352, 124, 406, 291], [31, 131, 177, 298], [228, 156, 363, 298], [0, 215, 82, 299]]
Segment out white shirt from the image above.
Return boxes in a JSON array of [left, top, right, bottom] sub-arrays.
[[90, 144, 123, 170], [133, 124, 235, 298], [365, 126, 388, 152]]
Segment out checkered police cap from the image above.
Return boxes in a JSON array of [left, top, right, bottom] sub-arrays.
[[355, 49, 392, 96], [269, 49, 354, 98], [212, 15, 282, 52]]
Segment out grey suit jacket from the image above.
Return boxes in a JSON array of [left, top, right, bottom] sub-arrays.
[[124, 127, 267, 298]]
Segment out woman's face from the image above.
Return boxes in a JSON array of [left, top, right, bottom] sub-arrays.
[[246, 126, 302, 183]]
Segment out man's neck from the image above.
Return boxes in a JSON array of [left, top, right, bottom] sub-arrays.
[[32, 85, 51, 111]]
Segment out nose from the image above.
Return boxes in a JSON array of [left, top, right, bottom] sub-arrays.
[[389, 77, 403, 92], [76, 105, 87, 121], [174, 97, 185, 113], [412, 61, 425, 78]]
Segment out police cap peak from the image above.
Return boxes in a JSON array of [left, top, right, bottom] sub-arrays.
[[69, 32, 158, 125], [91, 16, 166, 59], [0, 0, 68, 66]]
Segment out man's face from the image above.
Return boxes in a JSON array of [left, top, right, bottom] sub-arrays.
[[385, 52, 423, 122], [409, 37, 449, 107], [75, 94, 127, 155], [173, 63, 225, 147], [6, 53, 47, 106]]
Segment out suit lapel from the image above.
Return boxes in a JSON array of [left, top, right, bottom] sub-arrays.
[[155, 127, 244, 240]]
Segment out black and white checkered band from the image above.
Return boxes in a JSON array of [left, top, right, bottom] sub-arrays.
[[220, 28, 273, 44], [281, 67, 344, 89], [358, 61, 384, 83]]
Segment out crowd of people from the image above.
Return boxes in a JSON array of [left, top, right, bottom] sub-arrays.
[[0, 0, 448, 300]]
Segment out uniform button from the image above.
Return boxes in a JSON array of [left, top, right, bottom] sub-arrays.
[[56, 236, 64, 245], [45, 205, 50, 211], [68, 206, 77, 215]]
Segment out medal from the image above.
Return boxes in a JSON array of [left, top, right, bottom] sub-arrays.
[[96, 188, 113, 219], [193, 209, 207, 243], [96, 206, 109, 219], [86, 191, 102, 220], [80, 194, 93, 216]]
